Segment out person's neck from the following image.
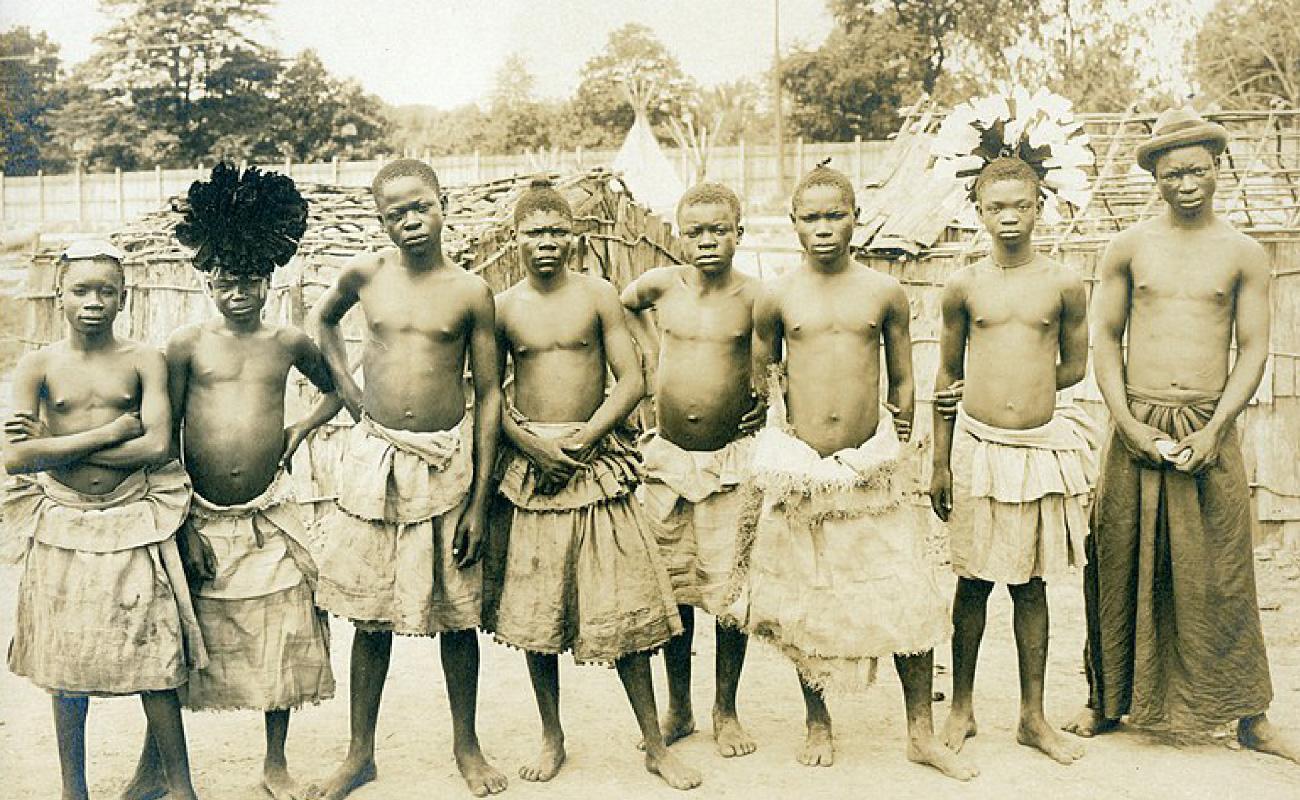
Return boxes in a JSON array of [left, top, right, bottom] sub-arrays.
[[529, 268, 569, 293], [688, 264, 734, 292], [1167, 205, 1215, 231], [804, 253, 852, 275], [220, 314, 263, 335], [69, 328, 116, 352], [990, 239, 1036, 269], [401, 245, 447, 272]]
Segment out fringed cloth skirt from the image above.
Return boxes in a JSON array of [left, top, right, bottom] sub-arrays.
[[638, 430, 753, 615], [181, 469, 334, 711], [947, 404, 1098, 585], [313, 414, 481, 636], [484, 420, 682, 665], [5, 462, 207, 696]]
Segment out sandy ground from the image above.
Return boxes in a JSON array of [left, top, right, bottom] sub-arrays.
[[2, 553, 1299, 800]]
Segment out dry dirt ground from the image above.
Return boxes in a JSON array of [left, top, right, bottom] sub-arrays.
[[2, 554, 1299, 800]]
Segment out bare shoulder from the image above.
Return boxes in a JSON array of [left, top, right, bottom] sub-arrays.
[[1222, 223, 1268, 272], [853, 262, 906, 302], [165, 323, 203, 358], [453, 267, 495, 304], [633, 264, 680, 297], [122, 338, 167, 372], [336, 248, 386, 287], [1042, 257, 1087, 292], [577, 271, 622, 305], [13, 345, 50, 377], [268, 323, 314, 352]]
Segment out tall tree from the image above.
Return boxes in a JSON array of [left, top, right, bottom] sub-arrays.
[[570, 23, 698, 147], [484, 53, 558, 153], [1194, 0, 1300, 109], [263, 50, 389, 161], [0, 27, 65, 175]]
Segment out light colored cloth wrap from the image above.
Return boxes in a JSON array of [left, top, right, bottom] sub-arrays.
[[313, 414, 481, 636], [947, 404, 1098, 584], [639, 430, 752, 614], [484, 419, 682, 664], [5, 461, 208, 695], [182, 469, 335, 711], [722, 369, 949, 692]]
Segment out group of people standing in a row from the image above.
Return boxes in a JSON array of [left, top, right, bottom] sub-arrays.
[[3, 104, 1297, 800]]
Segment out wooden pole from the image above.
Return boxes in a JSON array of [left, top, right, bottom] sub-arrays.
[[0, 171, 6, 224], [332, 155, 341, 185], [75, 161, 85, 227], [155, 165, 164, 206], [738, 139, 748, 208], [795, 136, 804, 179], [37, 170, 45, 226], [854, 134, 864, 187], [772, 0, 784, 197], [473, 149, 482, 183], [115, 167, 124, 222]]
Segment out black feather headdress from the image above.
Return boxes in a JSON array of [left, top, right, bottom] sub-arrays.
[[173, 162, 309, 276]]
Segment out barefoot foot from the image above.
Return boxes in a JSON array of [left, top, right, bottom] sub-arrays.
[[1061, 707, 1119, 739], [712, 709, 756, 758], [307, 757, 376, 800], [119, 771, 166, 800], [1018, 716, 1084, 764], [645, 749, 702, 790], [262, 763, 304, 800], [940, 707, 978, 752], [455, 746, 508, 797], [907, 734, 979, 781], [1238, 715, 1300, 764], [519, 735, 566, 782], [640, 708, 696, 750], [797, 721, 834, 767]]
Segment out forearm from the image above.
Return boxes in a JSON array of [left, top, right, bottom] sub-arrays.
[[1093, 337, 1138, 429], [626, 311, 660, 386], [931, 368, 958, 469], [83, 431, 170, 468], [468, 387, 502, 509], [887, 375, 915, 421], [1207, 345, 1268, 434], [295, 392, 345, 433], [4, 424, 127, 474], [1055, 359, 1087, 390], [318, 320, 362, 399], [581, 375, 644, 443]]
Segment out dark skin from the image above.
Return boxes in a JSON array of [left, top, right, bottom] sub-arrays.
[[749, 182, 973, 780], [1062, 144, 1298, 764], [928, 176, 1087, 766], [496, 207, 701, 791], [309, 173, 507, 799], [621, 200, 761, 758], [123, 265, 341, 800], [2, 258, 199, 800]]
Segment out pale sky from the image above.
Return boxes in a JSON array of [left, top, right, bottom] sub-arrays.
[[0, 0, 836, 108]]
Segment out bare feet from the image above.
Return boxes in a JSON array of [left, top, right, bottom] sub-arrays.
[[455, 746, 508, 797], [119, 772, 166, 800], [645, 749, 702, 791], [1017, 716, 1084, 765], [940, 707, 978, 753], [1061, 706, 1119, 739], [519, 735, 566, 782], [262, 763, 305, 800], [907, 734, 980, 781], [797, 721, 834, 767], [712, 709, 756, 758], [641, 708, 696, 750], [1238, 715, 1300, 764], [306, 757, 376, 800]]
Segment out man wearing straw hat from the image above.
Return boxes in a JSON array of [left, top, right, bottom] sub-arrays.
[[1064, 107, 1299, 762]]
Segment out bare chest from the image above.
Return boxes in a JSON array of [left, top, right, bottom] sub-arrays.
[[360, 279, 465, 342], [658, 292, 752, 345], [189, 337, 292, 391], [508, 307, 602, 357], [1130, 250, 1236, 307], [966, 280, 1062, 334], [44, 359, 139, 417], [782, 292, 886, 341]]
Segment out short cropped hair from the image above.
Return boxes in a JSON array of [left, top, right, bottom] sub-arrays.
[[792, 160, 856, 212], [973, 156, 1042, 202], [513, 176, 573, 225], [677, 182, 742, 225], [371, 158, 441, 198]]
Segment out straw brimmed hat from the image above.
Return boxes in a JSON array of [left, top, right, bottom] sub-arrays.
[[1136, 107, 1229, 173]]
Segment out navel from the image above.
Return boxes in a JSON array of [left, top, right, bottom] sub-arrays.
[[687, 414, 700, 423], [229, 467, 242, 477], [404, 409, 414, 419]]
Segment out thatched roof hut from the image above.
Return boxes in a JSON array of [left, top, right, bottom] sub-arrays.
[[859, 105, 1300, 547], [15, 168, 682, 517]]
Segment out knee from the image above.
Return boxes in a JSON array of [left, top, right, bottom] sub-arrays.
[[1007, 577, 1046, 603], [957, 577, 995, 604]]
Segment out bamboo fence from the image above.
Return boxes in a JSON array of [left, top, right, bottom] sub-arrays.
[[15, 169, 682, 518], [859, 107, 1300, 546]]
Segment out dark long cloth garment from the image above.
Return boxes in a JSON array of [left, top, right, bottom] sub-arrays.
[[1083, 386, 1272, 731]]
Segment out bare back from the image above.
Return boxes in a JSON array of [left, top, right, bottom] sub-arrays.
[[763, 263, 909, 456], [498, 273, 610, 423], [1123, 217, 1257, 392], [648, 266, 757, 450], [345, 249, 481, 431]]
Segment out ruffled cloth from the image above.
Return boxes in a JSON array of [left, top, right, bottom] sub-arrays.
[[1084, 386, 1272, 731], [182, 469, 334, 711], [947, 404, 1098, 584], [5, 462, 208, 695], [722, 370, 949, 692], [639, 431, 754, 614], [314, 414, 481, 636], [484, 417, 682, 664]]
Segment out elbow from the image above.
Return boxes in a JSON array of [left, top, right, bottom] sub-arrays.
[[1060, 363, 1087, 389], [3, 448, 37, 475]]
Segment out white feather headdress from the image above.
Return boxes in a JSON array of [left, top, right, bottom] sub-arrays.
[[930, 87, 1095, 223]]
